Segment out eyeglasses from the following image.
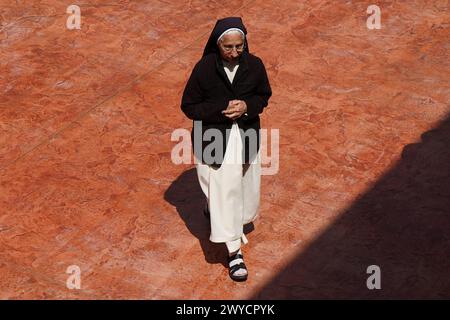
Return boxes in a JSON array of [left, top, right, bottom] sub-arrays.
[[220, 43, 245, 52]]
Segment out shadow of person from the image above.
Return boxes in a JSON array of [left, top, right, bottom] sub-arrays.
[[164, 168, 228, 268]]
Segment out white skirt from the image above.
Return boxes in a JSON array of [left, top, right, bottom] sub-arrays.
[[195, 122, 261, 245]]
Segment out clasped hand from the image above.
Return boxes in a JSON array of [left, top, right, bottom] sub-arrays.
[[222, 100, 247, 120]]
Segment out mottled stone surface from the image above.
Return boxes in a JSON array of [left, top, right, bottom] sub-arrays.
[[0, 0, 449, 299]]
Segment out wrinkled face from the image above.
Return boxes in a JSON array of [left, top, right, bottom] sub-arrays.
[[218, 32, 245, 62]]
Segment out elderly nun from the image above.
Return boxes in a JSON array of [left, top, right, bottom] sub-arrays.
[[181, 17, 272, 281]]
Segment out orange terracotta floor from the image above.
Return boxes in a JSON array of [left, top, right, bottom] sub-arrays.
[[1, 1, 449, 299]]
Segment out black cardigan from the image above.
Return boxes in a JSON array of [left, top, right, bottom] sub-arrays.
[[181, 51, 272, 168]]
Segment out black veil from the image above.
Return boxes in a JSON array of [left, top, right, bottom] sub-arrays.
[[202, 17, 249, 58]]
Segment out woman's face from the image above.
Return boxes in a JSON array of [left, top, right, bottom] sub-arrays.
[[218, 32, 245, 62]]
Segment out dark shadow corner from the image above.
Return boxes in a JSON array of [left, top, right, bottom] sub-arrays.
[[252, 114, 450, 299]]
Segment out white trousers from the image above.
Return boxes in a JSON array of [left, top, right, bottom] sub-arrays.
[[195, 122, 261, 253]]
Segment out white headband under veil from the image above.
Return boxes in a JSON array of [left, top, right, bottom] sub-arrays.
[[216, 28, 246, 44]]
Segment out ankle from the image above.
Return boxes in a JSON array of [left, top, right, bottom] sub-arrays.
[[229, 248, 242, 257]]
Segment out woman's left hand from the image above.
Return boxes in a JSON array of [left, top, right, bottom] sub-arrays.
[[222, 100, 247, 120]]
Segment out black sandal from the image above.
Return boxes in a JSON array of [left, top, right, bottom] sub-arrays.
[[228, 253, 248, 282]]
